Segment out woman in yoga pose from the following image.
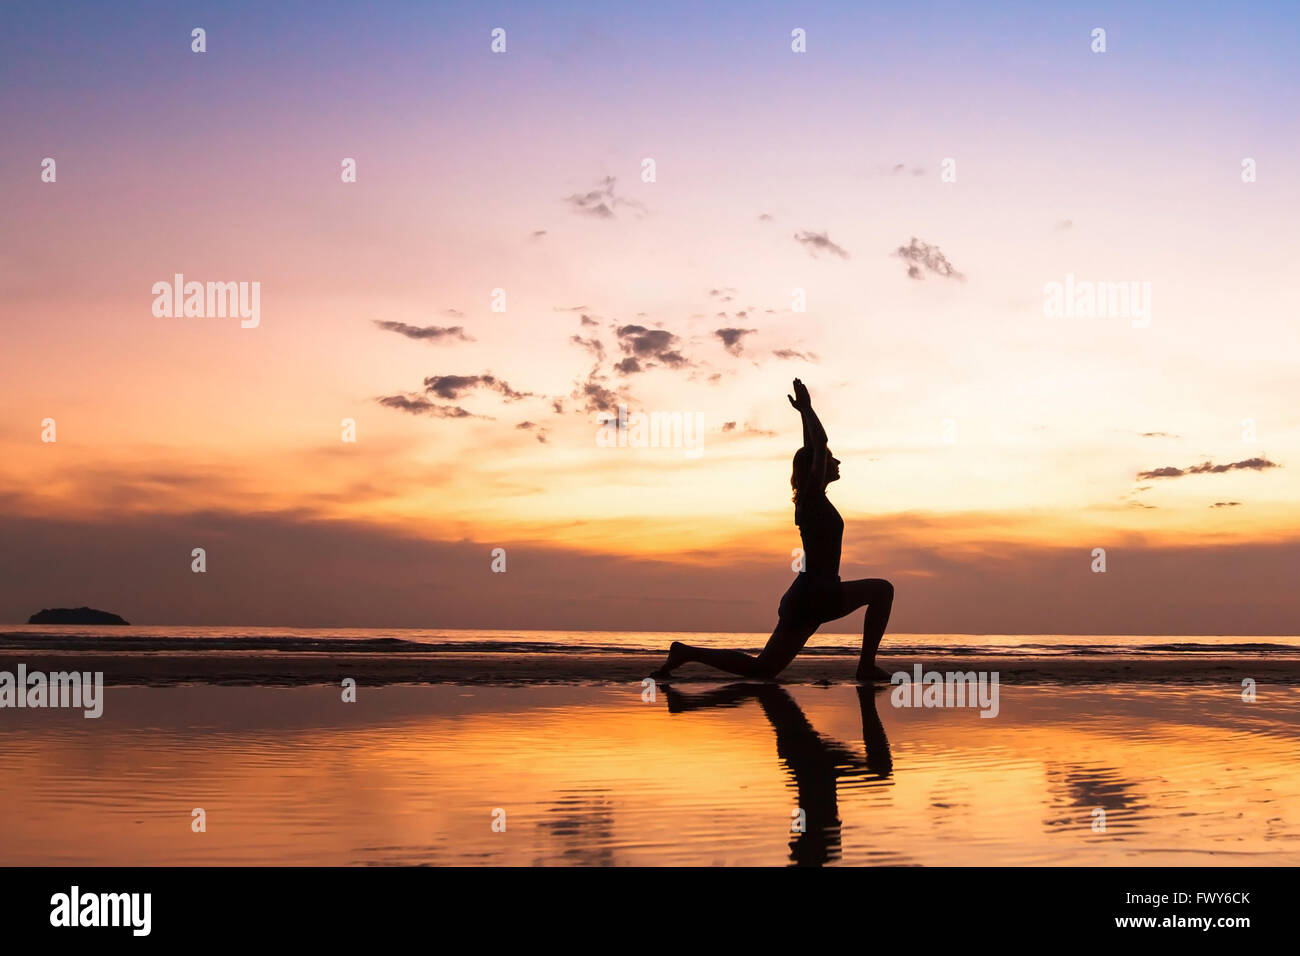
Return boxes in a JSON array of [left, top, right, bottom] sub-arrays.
[[651, 379, 894, 682]]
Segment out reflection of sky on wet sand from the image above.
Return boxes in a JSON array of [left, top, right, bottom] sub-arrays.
[[1, 682, 1297, 865]]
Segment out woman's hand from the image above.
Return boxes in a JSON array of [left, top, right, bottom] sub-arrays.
[[787, 378, 811, 412]]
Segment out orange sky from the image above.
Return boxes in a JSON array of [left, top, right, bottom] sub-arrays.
[[2, 3, 1298, 631]]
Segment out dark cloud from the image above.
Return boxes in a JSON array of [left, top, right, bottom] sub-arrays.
[[615, 324, 691, 370], [7, 505, 1300, 635], [614, 357, 642, 374], [1137, 457, 1279, 480], [794, 230, 849, 259], [573, 371, 619, 414], [531, 230, 547, 239], [714, 327, 756, 356], [579, 314, 599, 327], [1140, 431, 1178, 438], [564, 175, 647, 219], [772, 348, 818, 362], [423, 374, 533, 402], [758, 213, 773, 222], [373, 321, 473, 343], [1211, 501, 1242, 508], [895, 237, 963, 280], [376, 394, 481, 418]]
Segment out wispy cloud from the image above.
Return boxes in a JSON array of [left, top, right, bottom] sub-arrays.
[[794, 230, 849, 259], [1137, 457, 1279, 480], [516, 421, 549, 443], [373, 321, 473, 343], [376, 394, 484, 418], [772, 348, 819, 362], [569, 334, 605, 360], [895, 237, 963, 280], [564, 175, 647, 219], [424, 374, 533, 402]]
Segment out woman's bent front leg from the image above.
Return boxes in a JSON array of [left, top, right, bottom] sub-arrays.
[[835, 578, 894, 681]]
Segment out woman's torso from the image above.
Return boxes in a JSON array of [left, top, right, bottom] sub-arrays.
[[796, 490, 843, 579]]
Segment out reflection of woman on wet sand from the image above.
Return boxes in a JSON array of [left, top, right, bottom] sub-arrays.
[[652, 379, 895, 682], [663, 683, 892, 866]]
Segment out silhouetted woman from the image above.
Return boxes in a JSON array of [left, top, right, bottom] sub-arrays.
[[651, 379, 894, 682]]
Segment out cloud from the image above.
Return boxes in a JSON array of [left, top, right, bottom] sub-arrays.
[[615, 324, 691, 370], [516, 421, 549, 443], [1137, 457, 1280, 480], [579, 314, 599, 327], [1140, 431, 1178, 438], [373, 321, 473, 343], [573, 371, 620, 414], [376, 394, 482, 418], [569, 334, 605, 359], [714, 327, 756, 356], [719, 421, 777, 438], [564, 175, 647, 219], [895, 237, 963, 280], [423, 375, 534, 402], [758, 213, 773, 222], [7, 505, 1300, 634], [1211, 501, 1242, 508], [794, 230, 849, 259], [772, 348, 818, 362]]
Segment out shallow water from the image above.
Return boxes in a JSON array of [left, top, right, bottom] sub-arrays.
[[1, 682, 1298, 865]]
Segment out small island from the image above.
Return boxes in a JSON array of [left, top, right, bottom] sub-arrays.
[[27, 607, 130, 625]]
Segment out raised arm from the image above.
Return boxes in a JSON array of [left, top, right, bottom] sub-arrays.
[[787, 378, 828, 488]]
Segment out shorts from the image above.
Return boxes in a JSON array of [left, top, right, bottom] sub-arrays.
[[778, 573, 842, 625]]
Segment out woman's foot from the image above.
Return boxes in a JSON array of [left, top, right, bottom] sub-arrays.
[[649, 641, 687, 680], [855, 662, 892, 682]]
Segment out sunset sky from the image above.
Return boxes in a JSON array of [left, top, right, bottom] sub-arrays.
[[2, 1, 1298, 633]]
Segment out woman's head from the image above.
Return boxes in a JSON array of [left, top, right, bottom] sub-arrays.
[[791, 446, 841, 503]]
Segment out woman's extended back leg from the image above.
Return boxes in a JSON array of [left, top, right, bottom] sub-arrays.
[[650, 619, 818, 680]]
